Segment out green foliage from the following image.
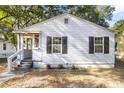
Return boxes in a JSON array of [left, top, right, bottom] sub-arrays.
[[111, 20, 124, 35], [111, 20, 124, 53], [71, 5, 115, 27], [0, 5, 115, 47]]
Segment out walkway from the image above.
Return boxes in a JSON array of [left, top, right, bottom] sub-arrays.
[[0, 72, 17, 83]]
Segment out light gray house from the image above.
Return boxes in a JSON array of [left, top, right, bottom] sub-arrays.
[[8, 13, 115, 72], [0, 36, 16, 58]]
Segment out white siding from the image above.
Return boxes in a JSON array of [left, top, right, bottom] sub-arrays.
[[40, 14, 115, 67], [32, 33, 43, 61], [0, 41, 16, 58]]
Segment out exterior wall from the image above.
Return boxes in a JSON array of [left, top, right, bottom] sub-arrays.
[[32, 33, 42, 61], [40, 15, 114, 68], [0, 41, 16, 58], [20, 14, 115, 68]]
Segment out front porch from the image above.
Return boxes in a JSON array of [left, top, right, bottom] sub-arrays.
[[7, 32, 42, 73]]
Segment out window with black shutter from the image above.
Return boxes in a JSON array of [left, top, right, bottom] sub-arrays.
[[47, 36, 68, 54], [47, 36, 52, 53], [62, 37, 68, 54], [89, 37, 94, 54], [104, 37, 109, 54], [89, 36, 109, 54]]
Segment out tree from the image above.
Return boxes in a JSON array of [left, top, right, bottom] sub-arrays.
[[69, 5, 115, 27], [0, 5, 45, 47], [0, 5, 115, 29], [0, 5, 115, 47], [111, 20, 124, 35], [111, 20, 124, 53], [0, 9, 16, 47]]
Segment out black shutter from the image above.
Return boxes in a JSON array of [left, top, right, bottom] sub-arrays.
[[89, 37, 94, 54], [3, 43, 6, 50], [47, 36, 52, 54], [104, 37, 109, 54], [62, 37, 68, 54]]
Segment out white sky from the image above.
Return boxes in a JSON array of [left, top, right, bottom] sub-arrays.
[[113, 5, 124, 13]]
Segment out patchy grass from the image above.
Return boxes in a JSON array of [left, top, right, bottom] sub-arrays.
[[0, 58, 124, 88], [0, 68, 124, 88], [0, 58, 7, 73]]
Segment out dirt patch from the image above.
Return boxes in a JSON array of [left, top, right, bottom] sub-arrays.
[[0, 58, 7, 73], [0, 68, 124, 88]]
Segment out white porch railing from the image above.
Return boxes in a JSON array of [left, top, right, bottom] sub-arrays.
[[7, 49, 24, 73]]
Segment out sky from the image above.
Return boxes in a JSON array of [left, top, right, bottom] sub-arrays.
[[113, 5, 124, 13], [109, 5, 124, 27]]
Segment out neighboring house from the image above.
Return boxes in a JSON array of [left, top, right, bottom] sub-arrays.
[[0, 38, 16, 58], [8, 13, 115, 72]]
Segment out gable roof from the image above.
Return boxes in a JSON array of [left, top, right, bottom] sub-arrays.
[[13, 13, 114, 34]]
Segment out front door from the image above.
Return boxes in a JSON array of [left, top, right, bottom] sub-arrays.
[[23, 37, 32, 59]]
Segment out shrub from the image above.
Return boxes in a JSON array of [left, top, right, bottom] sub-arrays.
[[80, 67, 89, 72], [58, 64, 64, 69], [46, 64, 51, 69], [71, 65, 76, 70]]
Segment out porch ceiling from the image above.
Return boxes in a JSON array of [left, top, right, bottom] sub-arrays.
[[13, 31, 40, 34]]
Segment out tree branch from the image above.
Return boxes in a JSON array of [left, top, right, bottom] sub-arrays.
[[0, 15, 10, 21]]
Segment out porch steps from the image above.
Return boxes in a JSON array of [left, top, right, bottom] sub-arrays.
[[16, 60, 32, 74]]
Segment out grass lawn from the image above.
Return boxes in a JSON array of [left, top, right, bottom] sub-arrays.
[[0, 67, 124, 88], [0, 58, 7, 73], [0, 57, 124, 88]]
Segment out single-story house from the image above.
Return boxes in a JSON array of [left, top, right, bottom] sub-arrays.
[[0, 37, 16, 58], [8, 13, 115, 72]]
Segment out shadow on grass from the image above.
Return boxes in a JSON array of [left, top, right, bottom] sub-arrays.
[[28, 69, 107, 88], [69, 68, 91, 75]]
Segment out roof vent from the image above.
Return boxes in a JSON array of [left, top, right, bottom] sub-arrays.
[[64, 18, 68, 24]]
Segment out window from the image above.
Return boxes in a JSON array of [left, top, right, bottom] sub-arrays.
[[53, 37, 61, 53], [89, 36, 109, 54], [64, 18, 68, 24], [34, 34, 39, 48], [3, 43, 6, 50], [47, 36, 68, 54], [94, 37, 103, 53]]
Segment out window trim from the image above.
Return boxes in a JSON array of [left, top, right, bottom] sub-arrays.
[[94, 37, 104, 53]]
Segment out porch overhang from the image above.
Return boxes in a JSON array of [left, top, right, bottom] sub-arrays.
[[13, 30, 40, 34]]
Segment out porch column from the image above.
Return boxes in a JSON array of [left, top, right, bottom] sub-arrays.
[[32, 34, 35, 49], [20, 34, 23, 50], [39, 33, 41, 48], [20, 34, 24, 60], [17, 34, 20, 51]]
